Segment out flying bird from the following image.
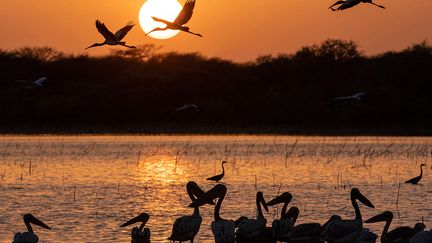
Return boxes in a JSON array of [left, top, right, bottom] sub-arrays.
[[120, 213, 151, 243], [86, 20, 136, 49], [332, 92, 367, 105], [329, 0, 386, 11], [14, 77, 47, 87], [172, 104, 201, 113], [207, 161, 227, 183], [13, 214, 51, 243], [146, 0, 202, 37], [405, 164, 426, 185]]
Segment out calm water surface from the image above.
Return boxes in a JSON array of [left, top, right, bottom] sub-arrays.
[[0, 135, 431, 242]]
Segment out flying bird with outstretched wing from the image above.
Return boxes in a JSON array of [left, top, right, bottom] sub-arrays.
[[86, 20, 136, 49]]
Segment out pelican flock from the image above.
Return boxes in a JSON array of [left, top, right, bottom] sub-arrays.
[[146, 0, 202, 37], [86, 20, 136, 49]]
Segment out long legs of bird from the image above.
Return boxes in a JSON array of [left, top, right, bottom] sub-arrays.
[[329, 1, 345, 11], [145, 27, 169, 36]]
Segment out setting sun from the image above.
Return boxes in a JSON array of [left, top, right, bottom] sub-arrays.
[[138, 0, 183, 40]]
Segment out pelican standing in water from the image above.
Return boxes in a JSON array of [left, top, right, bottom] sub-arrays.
[[321, 188, 375, 243], [146, 0, 202, 37], [189, 184, 235, 243], [329, 0, 385, 11], [235, 191, 271, 243], [207, 161, 227, 183], [13, 214, 51, 243], [121, 213, 151, 243], [365, 211, 425, 243], [168, 181, 214, 243], [266, 192, 295, 241], [405, 164, 427, 185], [86, 20, 136, 49]]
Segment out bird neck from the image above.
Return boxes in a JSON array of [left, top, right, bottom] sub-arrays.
[[24, 220, 33, 233], [256, 197, 264, 219], [351, 196, 362, 221], [193, 206, 200, 216], [138, 222, 146, 232], [382, 217, 392, 239], [221, 163, 225, 175], [214, 194, 225, 221], [281, 201, 289, 219], [420, 165, 424, 177]]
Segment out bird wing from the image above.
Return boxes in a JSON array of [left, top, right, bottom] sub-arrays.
[[387, 226, 413, 240], [33, 77, 47, 86], [95, 20, 117, 41], [115, 21, 135, 41], [174, 0, 196, 25]]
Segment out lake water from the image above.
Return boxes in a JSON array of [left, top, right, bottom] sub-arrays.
[[0, 135, 431, 242]]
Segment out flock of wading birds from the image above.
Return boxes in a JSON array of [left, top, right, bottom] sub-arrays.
[[13, 161, 431, 243]]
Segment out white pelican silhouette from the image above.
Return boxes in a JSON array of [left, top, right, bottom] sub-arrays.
[[86, 20, 136, 49], [146, 0, 202, 37], [14, 77, 47, 87], [189, 184, 235, 243], [13, 214, 51, 243], [168, 181, 214, 243], [365, 211, 425, 243], [329, 0, 385, 11], [121, 213, 151, 243], [321, 188, 375, 243], [235, 191, 270, 243], [207, 161, 227, 183]]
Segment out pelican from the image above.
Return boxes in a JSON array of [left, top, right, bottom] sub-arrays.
[[14, 77, 47, 87], [168, 181, 214, 243], [365, 211, 424, 243], [13, 214, 51, 243], [86, 20, 136, 49], [405, 164, 426, 185], [332, 92, 366, 105], [321, 188, 375, 243], [329, 0, 385, 11], [235, 191, 270, 243], [121, 213, 151, 243], [146, 0, 202, 37], [172, 104, 201, 113], [207, 161, 227, 183], [410, 229, 432, 243], [266, 192, 295, 241], [189, 184, 235, 243]]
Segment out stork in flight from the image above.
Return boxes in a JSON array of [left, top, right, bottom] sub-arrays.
[[14, 77, 47, 87], [329, 0, 386, 11], [86, 20, 136, 49], [146, 0, 202, 37]]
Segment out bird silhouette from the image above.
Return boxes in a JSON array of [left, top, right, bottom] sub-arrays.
[[86, 20, 136, 49], [172, 104, 201, 113], [146, 0, 202, 37], [332, 92, 366, 105], [14, 77, 47, 87], [207, 161, 227, 182], [13, 214, 51, 243], [120, 213, 151, 243], [329, 0, 385, 11], [405, 164, 426, 185]]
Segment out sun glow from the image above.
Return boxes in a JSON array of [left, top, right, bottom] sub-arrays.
[[138, 0, 183, 40]]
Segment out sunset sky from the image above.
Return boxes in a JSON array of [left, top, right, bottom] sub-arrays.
[[1, 0, 431, 61]]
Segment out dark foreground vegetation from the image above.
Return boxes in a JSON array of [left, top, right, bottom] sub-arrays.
[[0, 39, 431, 135]]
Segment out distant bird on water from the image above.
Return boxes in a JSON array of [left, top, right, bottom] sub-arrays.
[[86, 20, 136, 49], [120, 213, 151, 243], [207, 161, 227, 182], [146, 0, 203, 37], [14, 77, 47, 87], [405, 163, 426, 185], [329, 0, 386, 11], [13, 214, 51, 243], [173, 104, 201, 113]]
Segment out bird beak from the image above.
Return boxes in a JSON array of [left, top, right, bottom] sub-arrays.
[[357, 192, 375, 208], [266, 193, 293, 206], [189, 185, 224, 208], [26, 214, 51, 230], [365, 212, 388, 223], [121, 213, 149, 227], [85, 44, 97, 50]]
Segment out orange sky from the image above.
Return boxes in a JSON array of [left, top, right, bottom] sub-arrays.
[[0, 0, 431, 61]]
